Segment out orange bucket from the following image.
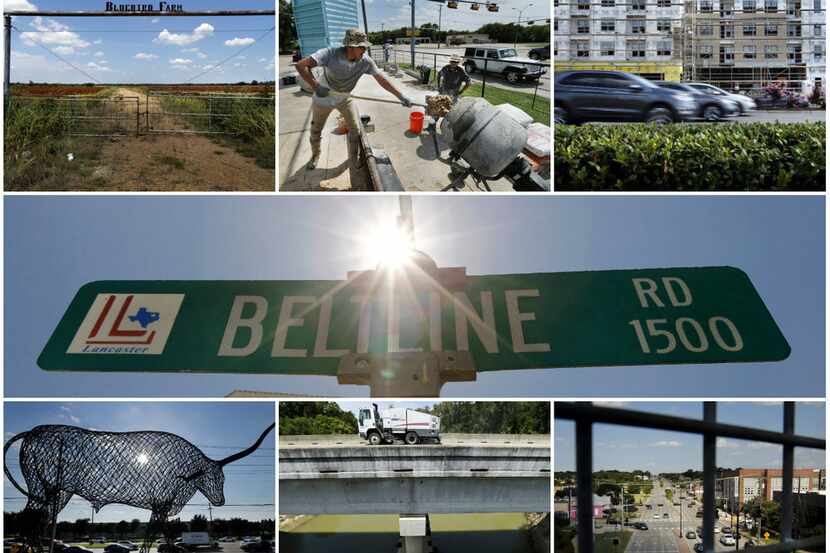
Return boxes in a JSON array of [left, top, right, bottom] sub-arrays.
[[409, 111, 424, 134]]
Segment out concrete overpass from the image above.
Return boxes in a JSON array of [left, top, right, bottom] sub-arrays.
[[279, 433, 551, 515]]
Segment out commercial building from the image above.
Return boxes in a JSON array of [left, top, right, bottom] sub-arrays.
[[447, 33, 492, 44], [553, 0, 825, 91], [716, 468, 825, 510]]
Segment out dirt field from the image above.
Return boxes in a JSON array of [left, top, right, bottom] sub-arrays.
[[5, 85, 275, 192]]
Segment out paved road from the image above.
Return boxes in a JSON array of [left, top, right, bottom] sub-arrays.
[[279, 433, 551, 449], [735, 110, 825, 123]]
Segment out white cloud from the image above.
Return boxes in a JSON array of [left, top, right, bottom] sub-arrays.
[[134, 52, 158, 60], [94, 51, 105, 57], [155, 23, 214, 46], [4, 0, 38, 10], [151, 18, 160, 23], [652, 440, 682, 448], [197, 52, 208, 59], [87, 61, 111, 72], [93, 39, 103, 45], [52, 46, 75, 55], [169, 58, 193, 65], [717, 437, 740, 448], [225, 37, 256, 47], [594, 401, 628, 408], [21, 17, 90, 51]]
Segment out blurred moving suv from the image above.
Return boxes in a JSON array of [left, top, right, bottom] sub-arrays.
[[554, 70, 698, 124], [656, 81, 739, 121]]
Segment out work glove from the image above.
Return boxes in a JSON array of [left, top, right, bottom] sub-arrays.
[[314, 84, 330, 98], [400, 95, 413, 108]]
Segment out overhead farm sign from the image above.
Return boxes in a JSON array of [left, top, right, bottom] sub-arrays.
[[104, 2, 184, 12], [38, 266, 790, 375]]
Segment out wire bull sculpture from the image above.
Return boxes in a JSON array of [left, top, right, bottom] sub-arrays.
[[4, 423, 275, 553]]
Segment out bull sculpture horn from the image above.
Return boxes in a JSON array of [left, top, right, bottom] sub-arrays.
[[217, 423, 275, 466]]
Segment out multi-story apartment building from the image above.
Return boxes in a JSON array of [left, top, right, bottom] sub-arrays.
[[554, 0, 825, 91], [716, 468, 825, 511]]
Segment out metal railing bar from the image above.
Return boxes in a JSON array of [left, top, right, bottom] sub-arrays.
[[155, 111, 235, 118], [575, 404, 594, 553], [703, 402, 716, 553], [555, 403, 826, 450], [780, 402, 794, 542]]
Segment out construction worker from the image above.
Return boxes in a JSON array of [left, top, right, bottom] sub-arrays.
[[437, 55, 471, 102], [295, 28, 414, 170]]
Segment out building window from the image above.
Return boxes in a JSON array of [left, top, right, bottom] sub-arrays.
[[601, 0, 615, 6], [701, 0, 714, 10], [554, 43, 559, 56], [720, 22, 734, 37], [629, 18, 646, 33], [765, 23, 778, 34], [554, 0, 558, 6], [600, 41, 615, 55], [744, 45, 756, 58], [815, 0, 822, 10], [577, 18, 591, 33], [786, 0, 800, 15], [764, 0, 777, 10], [720, 45, 735, 63], [815, 24, 823, 36], [574, 40, 590, 57], [743, 0, 756, 11], [656, 40, 672, 55], [721, 0, 735, 14], [601, 18, 615, 31], [699, 23, 714, 35], [765, 45, 779, 58], [743, 23, 756, 35], [700, 44, 713, 58], [628, 40, 646, 57], [632, 0, 646, 9], [815, 44, 824, 60], [554, 19, 559, 31], [577, 0, 591, 8], [658, 0, 672, 6], [788, 22, 801, 36], [657, 18, 671, 31], [788, 43, 802, 62]]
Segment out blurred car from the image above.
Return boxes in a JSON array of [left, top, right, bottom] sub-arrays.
[[633, 522, 649, 530], [723, 526, 733, 535], [217, 538, 235, 543], [686, 83, 757, 115], [117, 543, 139, 552], [653, 514, 661, 519], [686, 531, 697, 539], [104, 544, 131, 553], [66, 547, 95, 553], [240, 542, 272, 553], [554, 71, 698, 125], [694, 543, 705, 553], [721, 535, 737, 546], [157, 544, 186, 553], [528, 44, 550, 61]]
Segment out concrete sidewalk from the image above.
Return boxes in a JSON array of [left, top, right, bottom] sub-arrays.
[[278, 66, 515, 192]]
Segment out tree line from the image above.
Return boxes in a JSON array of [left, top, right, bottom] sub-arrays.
[[279, 402, 358, 435]]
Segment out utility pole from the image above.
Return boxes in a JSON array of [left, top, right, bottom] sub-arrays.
[[360, 0, 370, 55], [410, 0, 416, 68], [512, 3, 532, 48], [4, 15, 11, 99], [437, 4, 442, 49]]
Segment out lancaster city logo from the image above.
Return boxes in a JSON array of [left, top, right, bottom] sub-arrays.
[[68, 293, 184, 354]]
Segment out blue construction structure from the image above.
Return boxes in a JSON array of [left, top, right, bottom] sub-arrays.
[[292, 0, 360, 57]]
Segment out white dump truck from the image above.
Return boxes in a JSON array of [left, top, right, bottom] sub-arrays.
[[358, 403, 441, 445]]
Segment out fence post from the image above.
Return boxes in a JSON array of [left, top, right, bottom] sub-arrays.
[[532, 70, 539, 111], [575, 402, 594, 553], [135, 98, 139, 136], [433, 53, 437, 88], [4, 15, 11, 100]]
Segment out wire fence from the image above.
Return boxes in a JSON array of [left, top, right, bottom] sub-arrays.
[[6, 95, 141, 137]]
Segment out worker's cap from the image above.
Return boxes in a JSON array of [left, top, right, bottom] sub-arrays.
[[343, 28, 372, 48], [449, 55, 462, 63]]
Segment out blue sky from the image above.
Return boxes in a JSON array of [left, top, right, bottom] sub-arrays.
[[359, 0, 551, 34], [4, 195, 825, 398], [5, 0, 275, 83], [3, 402, 275, 522], [554, 402, 826, 472]]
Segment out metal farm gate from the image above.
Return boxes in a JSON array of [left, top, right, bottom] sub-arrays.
[[145, 91, 275, 135], [7, 94, 140, 137]]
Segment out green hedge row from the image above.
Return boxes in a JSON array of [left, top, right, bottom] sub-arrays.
[[554, 123, 826, 191]]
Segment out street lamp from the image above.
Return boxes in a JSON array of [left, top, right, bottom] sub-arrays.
[[512, 3, 533, 48]]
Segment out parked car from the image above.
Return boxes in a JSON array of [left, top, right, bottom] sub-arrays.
[[240, 542, 272, 553], [633, 522, 649, 530], [104, 544, 131, 553], [218, 538, 235, 543], [686, 83, 757, 115], [528, 44, 550, 61], [157, 544, 186, 553], [686, 531, 697, 539], [713, 527, 721, 534], [694, 543, 705, 553], [723, 526, 733, 535], [663, 513, 670, 519], [653, 514, 661, 519], [721, 535, 737, 546], [66, 547, 95, 553], [462, 47, 546, 83]]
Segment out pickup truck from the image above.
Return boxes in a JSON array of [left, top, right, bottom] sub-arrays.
[[462, 47, 546, 84]]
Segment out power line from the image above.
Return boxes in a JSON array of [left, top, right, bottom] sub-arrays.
[[183, 25, 274, 83], [11, 25, 102, 83]]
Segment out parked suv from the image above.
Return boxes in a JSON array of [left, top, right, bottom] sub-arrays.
[[554, 70, 698, 124], [462, 47, 546, 83]]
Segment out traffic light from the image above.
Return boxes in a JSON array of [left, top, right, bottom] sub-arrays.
[[487, 2, 499, 11], [447, 0, 458, 7], [471, 2, 480, 9]]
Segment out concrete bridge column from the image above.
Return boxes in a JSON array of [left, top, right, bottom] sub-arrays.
[[398, 513, 433, 553]]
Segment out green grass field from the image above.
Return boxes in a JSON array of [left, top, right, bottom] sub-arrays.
[[461, 83, 550, 125]]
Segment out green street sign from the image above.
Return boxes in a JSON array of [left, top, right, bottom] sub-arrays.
[[38, 266, 790, 375]]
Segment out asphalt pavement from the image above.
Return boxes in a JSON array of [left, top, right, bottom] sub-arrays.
[[735, 110, 825, 123]]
